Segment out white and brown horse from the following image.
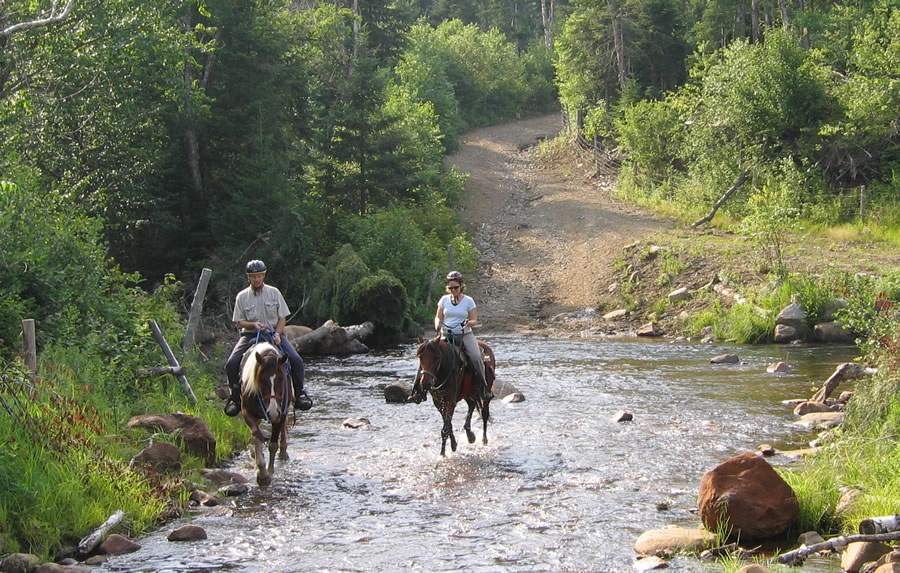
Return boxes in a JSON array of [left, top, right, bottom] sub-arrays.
[[240, 342, 292, 486]]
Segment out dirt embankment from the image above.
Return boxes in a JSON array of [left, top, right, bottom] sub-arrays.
[[447, 114, 668, 335], [445, 114, 900, 338]]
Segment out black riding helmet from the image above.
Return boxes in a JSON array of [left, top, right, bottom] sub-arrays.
[[246, 259, 267, 274]]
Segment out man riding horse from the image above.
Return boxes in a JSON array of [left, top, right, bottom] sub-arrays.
[[224, 259, 312, 416]]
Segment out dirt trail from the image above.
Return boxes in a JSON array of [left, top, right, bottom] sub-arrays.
[[447, 114, 669, 333]]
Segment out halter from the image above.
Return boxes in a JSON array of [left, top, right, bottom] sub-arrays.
[[250, 339, 290, 423]]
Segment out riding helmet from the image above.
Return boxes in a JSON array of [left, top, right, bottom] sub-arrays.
[[445, 270, 463, 282], [245, 259, 267, 274]]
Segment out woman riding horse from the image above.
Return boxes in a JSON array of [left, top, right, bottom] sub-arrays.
[[420, 271, 492, 402]]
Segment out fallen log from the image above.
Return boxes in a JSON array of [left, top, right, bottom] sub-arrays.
[[290, 320, 373, 355], [77, 509, 125, 556], [136, 366, 187, 378], [811, 362, 876, 402], [776, 531, 900, 565], [860, 515, 900, 535], [691, 169, 750, 228]]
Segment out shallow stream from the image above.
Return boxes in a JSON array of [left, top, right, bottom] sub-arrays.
[[101, 335, 856, 572]]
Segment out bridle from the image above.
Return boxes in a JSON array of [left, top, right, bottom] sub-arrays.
[[254, 359, 289, 422], [416, 341, 463, 392]]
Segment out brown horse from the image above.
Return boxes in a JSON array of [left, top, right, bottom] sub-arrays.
[[240, 342, 292, 486], [413, 334, 495, 456]]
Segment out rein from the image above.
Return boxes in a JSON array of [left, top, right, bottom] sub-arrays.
[[418, 340, 463, 392]]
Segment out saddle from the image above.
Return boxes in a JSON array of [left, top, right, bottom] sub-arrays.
[[443, 332, 495, 383]]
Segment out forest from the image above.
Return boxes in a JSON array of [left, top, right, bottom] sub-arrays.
[[0, 0, 898, 562]]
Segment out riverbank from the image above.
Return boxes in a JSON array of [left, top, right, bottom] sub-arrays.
[[447, 113, 900, 340]]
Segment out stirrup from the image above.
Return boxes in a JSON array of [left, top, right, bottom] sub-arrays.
[[294, 390, 313, 411]]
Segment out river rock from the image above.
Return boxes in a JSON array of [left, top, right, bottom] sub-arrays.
[[710, 353, 739, 364], [698, 452, 799, 539], [491, 377, 523, 400], [735, 565, 771, 573], [634, 526, 716, 555], [83, 555, 108, 565], [873, 564, 900, 573], [219, 483, 251, 497], [842, 542, 892, 573], [797, 531, 826, 546], [33, 565, 90, 573], [342, 417, 371, 429], [502, 392, 525, 403], [776, 303, 806, 331], [127, 413, 216, 466], [133, 441, 182, 471], [767, 361, 791, 373], [793, 400, 835, 416], [634, 555, 669, 571], [637, 322, 661, 337], [795, 411, 844, 429], [190, 489, 225, 507], [821, 298, 849, 321], [668, 287, 690, 302], [0, 553, 41, 573], [814, 322, 855, 343], [612, 410, 633, 422], [99, 533, 141, 555], [201, 469, 248, 487], [603, 309, 628, 320], [384, 383, 411, 403], [774, 324, 799, 343], [168, 525, 208, 542]]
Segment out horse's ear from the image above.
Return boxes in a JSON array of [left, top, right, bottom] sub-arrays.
[[278, 353, 288, 365], [417, 333, 424, 344], [255, 351, 264, 363]]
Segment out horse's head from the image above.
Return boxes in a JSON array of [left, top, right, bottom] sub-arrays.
[[242, 342, 289, 420]]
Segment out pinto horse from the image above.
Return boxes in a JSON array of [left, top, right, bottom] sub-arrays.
[[240, 342, 292, 486], [414, 334, 495, 456]]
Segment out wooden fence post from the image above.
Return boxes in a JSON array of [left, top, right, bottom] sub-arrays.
[[22, 319, 37, 373], [182, 267, 212, 353], [149, 320, 197, 405]]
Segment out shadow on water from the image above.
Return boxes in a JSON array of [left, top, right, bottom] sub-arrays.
[[101, 335, 857, 572]]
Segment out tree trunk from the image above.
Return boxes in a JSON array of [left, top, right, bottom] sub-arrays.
[[183, 5, 203, 194], [540, 0, 555, 50], [751, 0, 761, 43], [608, 0, 627, 89], [778, 0, 790, 30]]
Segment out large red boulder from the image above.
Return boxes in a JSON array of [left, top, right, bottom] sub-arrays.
[[698, 452, 799, 539]]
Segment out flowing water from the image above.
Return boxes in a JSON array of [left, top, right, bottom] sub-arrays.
[[101, 335, 857, 573]]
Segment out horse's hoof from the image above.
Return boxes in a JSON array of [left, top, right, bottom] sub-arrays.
[[257, 474, 272, 487], [466, 430, 476, 444], [278, 452, 290, 461]]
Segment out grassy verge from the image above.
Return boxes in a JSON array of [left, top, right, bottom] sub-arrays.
[[0, 339, 245, 561]]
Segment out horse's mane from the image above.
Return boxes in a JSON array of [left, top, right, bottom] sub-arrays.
[[241, 342, 281, 394]]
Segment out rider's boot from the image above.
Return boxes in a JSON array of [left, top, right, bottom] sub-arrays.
[[293, 379, 313, 411], [479, 375, 493, 402], [224, 385, 242, 417]]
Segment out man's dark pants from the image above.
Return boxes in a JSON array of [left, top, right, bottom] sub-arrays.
[[225, 334, 305, 395]]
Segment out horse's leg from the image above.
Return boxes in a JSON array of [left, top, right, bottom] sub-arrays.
[[481, 397, 490, 446], [267, 422, 280, 478], [463, 398, 476, 444], [253, 436, 271, 487], [439, 401, 458, 455], [278, 418, 290, 461]]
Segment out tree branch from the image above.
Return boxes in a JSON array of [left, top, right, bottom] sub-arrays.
[[691, 169, 750, 228], [1, 0, 77, 39]]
